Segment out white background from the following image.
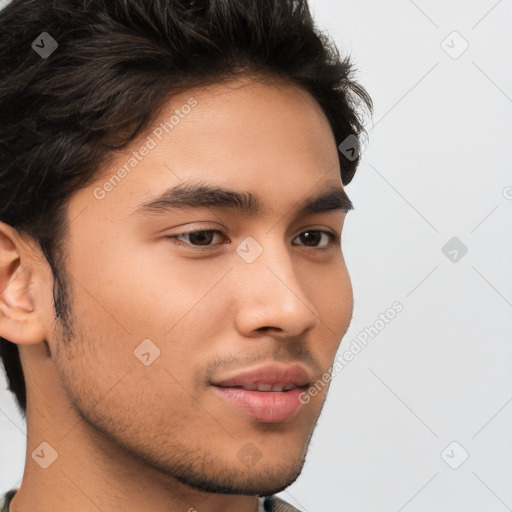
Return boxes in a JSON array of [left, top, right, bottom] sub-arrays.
[[1, 1, 511, 511]]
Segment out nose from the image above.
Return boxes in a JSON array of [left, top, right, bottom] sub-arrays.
[[233, 239, 319, 339]]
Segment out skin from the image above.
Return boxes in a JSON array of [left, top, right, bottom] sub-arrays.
[[0, 75, 354, 512]]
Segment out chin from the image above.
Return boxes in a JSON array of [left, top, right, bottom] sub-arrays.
[[173, 459, 306, 496]]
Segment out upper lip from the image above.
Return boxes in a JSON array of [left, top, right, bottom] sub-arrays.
[[211, 363, 311, 389]]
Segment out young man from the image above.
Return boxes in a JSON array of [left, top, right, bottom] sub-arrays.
[[0, 0, 372, 510]]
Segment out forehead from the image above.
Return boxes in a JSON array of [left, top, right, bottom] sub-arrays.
[[70, 76, 343, 223]]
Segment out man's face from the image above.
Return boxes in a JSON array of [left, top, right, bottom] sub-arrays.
[[45, 76, 353, 495]]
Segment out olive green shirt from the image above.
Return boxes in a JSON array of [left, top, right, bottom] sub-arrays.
[[0, 489, 302, 511]]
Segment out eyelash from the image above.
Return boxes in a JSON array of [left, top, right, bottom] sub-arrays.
[[165, 229, 340, 252]]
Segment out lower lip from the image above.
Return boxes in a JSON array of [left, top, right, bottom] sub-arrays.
[[211, 386, 305, 422]]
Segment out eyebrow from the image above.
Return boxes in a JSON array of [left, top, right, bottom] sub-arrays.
[[132, 180, 353, 218]]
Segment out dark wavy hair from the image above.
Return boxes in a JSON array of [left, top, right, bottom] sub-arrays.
[[0, 0, 372, 416]]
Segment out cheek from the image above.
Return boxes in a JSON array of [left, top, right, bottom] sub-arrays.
[[307, 258, 353, 365], [327, 270, 353, 331], [52, 282, 210, 436], [314, 254, 352, 313], [72, 236, 230, 340], [69, 259, 227, 404]]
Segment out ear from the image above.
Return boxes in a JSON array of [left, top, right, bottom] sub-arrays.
[[0, 222, 47, 345]]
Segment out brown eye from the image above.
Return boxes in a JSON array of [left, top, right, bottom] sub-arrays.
[[183, 230, 218, 246], [293, 230, 337, 249], [166, 229, 225, 248], [298, 231, 322, 247]]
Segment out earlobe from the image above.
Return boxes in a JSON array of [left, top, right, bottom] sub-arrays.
[[0, 223, 47, 345]]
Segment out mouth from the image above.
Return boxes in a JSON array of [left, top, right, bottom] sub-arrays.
[[211, 381, 310, 423], [211, 385, 307, 422], [210, 363, 313, 422], [215, 382, 305, 392]]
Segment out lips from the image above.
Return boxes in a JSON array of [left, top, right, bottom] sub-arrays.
[[230, 382, 299, 392], [211, 363, 311, 389], [210, 363, 312, 422]]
